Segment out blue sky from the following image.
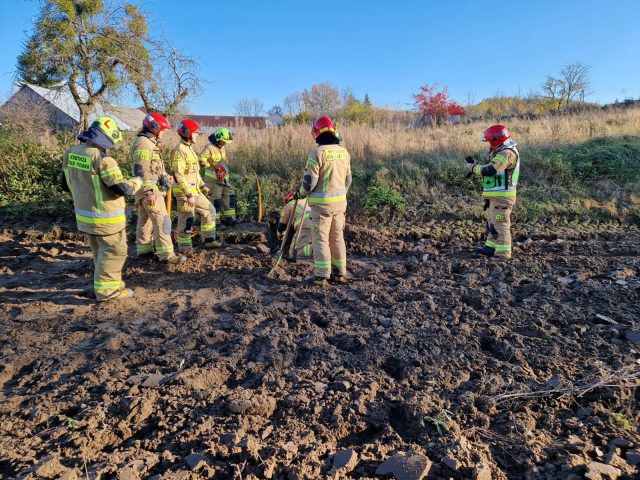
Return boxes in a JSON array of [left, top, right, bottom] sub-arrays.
[[1, 0, 639, 115]]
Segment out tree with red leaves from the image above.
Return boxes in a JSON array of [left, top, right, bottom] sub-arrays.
[[413, 83, 466, 126]]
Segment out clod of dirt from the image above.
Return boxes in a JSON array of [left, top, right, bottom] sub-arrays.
[[441, 456, 460, 471], [226, 391, 277, 417], [29, 456, 71, 478], [473, 463, 492, 480], [626, 449, 640, 466], [126, 373, 165, 387], [255, 243, 271, 254], [184, 453, 209, 471], [375, 453, 432, 480], [333, 448, 358, 471], [584, 461, 622, 480], [624, 330, 640, 343]]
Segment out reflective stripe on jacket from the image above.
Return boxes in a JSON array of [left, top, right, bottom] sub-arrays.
[[300, 145, 352, 206], [474, 146, 520, 198], [171, 141, 203, 198], [131, 134, 166, 201], [62, 143, 140, 235], [200, 143, 230, 183], [279, 200, 312, 230]]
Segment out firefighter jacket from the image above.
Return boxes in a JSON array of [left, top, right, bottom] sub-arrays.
[[472, 143, 520, 198], [171, 140, 205, 200], [200, 143, 230, 184], [279, 199, 312, 233], [298, 144, 352, 206], [131, 133, 168, 201], [62, 143, 142, 236]]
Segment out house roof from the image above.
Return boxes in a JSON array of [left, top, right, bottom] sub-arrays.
[[171, 114, 266, 129], [20, 82, 143, 131]]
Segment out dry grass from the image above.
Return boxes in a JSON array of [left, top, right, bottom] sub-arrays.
[[160, 107, 640, 175]]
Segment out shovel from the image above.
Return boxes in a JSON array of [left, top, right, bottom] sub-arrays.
[[290, 197, 309, 263], [267, 196, 298, 277]]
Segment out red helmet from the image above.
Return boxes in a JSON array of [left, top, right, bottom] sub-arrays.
[[312, 115, 337, 139], [177, 119, 201, 140], [482, 125, 510, 149], [143, 112, 170, 136], [283, 191, 295, 204]]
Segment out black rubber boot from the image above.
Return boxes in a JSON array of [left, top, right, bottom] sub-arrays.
[[476, 246, 495, 257]]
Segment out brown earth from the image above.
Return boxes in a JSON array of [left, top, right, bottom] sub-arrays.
[[0, 220, 639, 480]]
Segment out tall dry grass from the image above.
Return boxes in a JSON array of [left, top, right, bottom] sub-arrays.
[[174, 107, 640, 176]]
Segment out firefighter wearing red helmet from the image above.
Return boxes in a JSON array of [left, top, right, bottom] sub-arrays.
[[277, 191, 313, 258], [467, 124, 520, 259], [295, 115, 352, 286], [170, 119, 221, 252], [131, 113, 185, 265]]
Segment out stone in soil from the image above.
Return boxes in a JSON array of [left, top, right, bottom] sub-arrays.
[[584, 461, 622, 479], [375, 453, 432, 480], [333, 448, 358, 471]]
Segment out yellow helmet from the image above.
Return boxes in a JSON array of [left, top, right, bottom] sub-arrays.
[[92, 116, 122, 145]]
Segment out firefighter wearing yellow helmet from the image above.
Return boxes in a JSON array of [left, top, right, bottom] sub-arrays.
[[61, 117, 144, 301], [200, 127, 242, 227]]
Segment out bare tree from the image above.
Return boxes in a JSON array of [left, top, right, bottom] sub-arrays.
[[542, 76, 566, 111], [560, 62, 591, 108], [301, 83, 341, 115], [132, 43, 201, 117], [17, 1, 153, 131], [542, 62, 591, 111], [234, 98, 265, 116], [283, 91, 303, 116]]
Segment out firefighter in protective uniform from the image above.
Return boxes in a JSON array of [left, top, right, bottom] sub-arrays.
[[199, 127, 241, 226], [278, 191, 313, 258], [131, 112, 185, 265], [467, 124, 520, 259], [61, 117, 143, 301], [296, 116, 352, 286], [170, 119, 221, 252]]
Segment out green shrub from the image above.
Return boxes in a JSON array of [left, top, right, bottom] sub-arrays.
[[362, 168, 406, 214]]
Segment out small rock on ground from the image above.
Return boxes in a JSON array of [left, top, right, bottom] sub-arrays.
[[375, 453, 432, 480]]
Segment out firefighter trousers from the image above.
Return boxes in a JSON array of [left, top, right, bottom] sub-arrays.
[[135, 196, 175, 260], [176, 194, 217, 251], [87, 229, 128, 302], [484, 196, 516, 258], [289, 226, 313, 258], [204, 179, 237, 221], [310, 203, 347, 278]]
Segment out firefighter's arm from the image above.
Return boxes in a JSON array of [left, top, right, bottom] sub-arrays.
[[132, 147, 157, 196], [171, 150, 192, 198], [99, 156, 142, 197], [199, 145, 211, 167], [298, 151, 320, 198], [473, 153, 509, 177], [345, 158, 352, 191]]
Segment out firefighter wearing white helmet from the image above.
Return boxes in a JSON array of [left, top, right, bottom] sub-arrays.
[[61, 116, 144, 301]]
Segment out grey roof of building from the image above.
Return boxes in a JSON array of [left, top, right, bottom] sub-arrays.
[[21, 82, 143, 131]]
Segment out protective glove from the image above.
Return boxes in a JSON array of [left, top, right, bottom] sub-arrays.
[[465, 156, 476, 178], [214, 165, 227, 181], [201, 186, 211, 195], [157, 174, 172, 192], [187, 195, 196, 208]]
